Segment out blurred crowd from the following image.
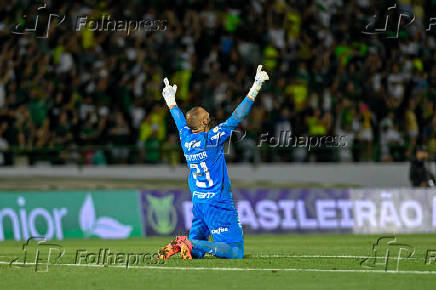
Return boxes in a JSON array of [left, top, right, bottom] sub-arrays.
[[0, 0, 435, 165]]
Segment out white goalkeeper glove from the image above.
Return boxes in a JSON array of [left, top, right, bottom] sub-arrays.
[[247, 65, 269, 101], [162, 77, 177, 107]]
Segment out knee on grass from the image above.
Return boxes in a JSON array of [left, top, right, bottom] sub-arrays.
[[189, 240, 244, 259], [229, 243, 244, 259]]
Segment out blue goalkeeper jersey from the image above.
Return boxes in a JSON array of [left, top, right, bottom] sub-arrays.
[[170, 97, 253, 204]]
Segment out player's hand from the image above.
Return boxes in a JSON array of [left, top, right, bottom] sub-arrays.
[[248, 65, 269, 101], [254, 65, 269, 83], [162, 77, 177, 107]]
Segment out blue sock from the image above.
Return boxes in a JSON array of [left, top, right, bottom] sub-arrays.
[[191, 247, 205, 259], [189, 240, 244, 259]]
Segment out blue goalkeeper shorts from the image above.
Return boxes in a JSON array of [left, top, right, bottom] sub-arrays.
[[189, 200, 243, 243]]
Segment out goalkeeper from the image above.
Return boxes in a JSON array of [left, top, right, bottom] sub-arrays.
[[158, 65, 269, 259]]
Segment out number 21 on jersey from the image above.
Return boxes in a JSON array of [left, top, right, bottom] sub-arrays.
[[189, 162, 213, 187]]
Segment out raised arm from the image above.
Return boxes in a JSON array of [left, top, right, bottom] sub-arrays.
[[220, 65, 269, 128], [162, 77, 187, 132], [210, 65, 269, 144]]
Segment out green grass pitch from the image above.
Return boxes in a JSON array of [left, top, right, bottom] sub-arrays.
[[1, 234, 436, 290]]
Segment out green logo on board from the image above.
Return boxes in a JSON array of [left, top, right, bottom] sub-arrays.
[[146, 195, 177, 235]]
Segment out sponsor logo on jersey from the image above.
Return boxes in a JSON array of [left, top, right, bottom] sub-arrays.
[[210, 132, 225, 141], [192, 191, 216, 199], [211, 227, 229, 235], [184, 140, 201, 151]]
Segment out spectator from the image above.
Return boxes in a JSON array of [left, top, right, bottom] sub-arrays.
[[0, 0, 434, 165], [0, 123, 9, 165], [410, 146, 435, 187]]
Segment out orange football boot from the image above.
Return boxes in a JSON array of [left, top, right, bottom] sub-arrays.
[[157, 238, 180, 259], [176, 236, 193, 260]]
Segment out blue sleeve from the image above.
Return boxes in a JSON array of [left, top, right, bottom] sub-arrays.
[[229, 96, 254, 127], [170, 106, 187, 132], [208, 96, 254, 146]]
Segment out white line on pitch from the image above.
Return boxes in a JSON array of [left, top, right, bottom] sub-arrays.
[[253, 254, 422, 260], [0, 261, 434, 275], [0, 254, 424, 262]]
